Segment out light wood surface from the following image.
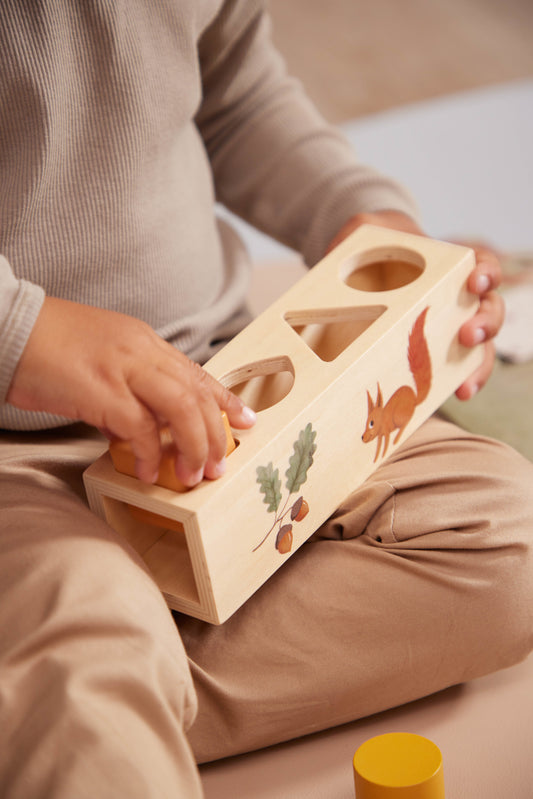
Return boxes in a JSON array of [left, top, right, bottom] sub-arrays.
[[84, 226, 484, 623]]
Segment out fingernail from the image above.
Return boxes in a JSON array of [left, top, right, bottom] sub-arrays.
[[470, 383, 480, 398], [175, 455, 204, 487], [476, 275, 490, 293], [241, 406, 257, 425], [212, 458, 227, 478], [473, 328, 486, 344], [150, 470, 160, 484], [185, 467, 204, 486]]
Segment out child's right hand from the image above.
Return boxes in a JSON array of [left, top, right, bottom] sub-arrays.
[[6, 297, 256, 486]]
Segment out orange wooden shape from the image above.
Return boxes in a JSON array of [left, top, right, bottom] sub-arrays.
[[109, 411, 236, 492]]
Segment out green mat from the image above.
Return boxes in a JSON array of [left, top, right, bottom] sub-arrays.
[[440, 357, 533, 463]]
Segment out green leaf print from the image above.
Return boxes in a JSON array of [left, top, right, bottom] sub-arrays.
[[256, 462, 282, 513], [285, 422, 317, 494]]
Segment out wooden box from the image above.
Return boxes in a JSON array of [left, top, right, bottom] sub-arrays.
[[83, 225, 483, 623]]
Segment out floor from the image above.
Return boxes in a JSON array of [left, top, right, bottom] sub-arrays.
[[268, 0, 533, 122]]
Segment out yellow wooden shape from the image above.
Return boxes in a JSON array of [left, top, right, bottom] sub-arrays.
[[353, 733, 445, 798]]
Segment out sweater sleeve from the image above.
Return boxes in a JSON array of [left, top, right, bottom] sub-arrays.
[[0, 255, 45, 404], [196, 0, 419, 266]]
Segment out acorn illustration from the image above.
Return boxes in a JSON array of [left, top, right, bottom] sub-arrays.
[[291, 496, 309, 522], [276, 524, 293, 554]]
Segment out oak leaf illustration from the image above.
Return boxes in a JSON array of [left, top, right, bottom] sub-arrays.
[[256, 462, 282, 513], [285, 422, 317, 494]]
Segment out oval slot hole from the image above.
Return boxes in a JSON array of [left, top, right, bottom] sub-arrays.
[[220, 356, 295, 413], [342, 246, 425, 292], [284, 305, 386, 362]]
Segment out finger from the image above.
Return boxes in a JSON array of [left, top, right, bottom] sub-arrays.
[[455, 342, 495, 400], [198, 367, 257, 430], [96, 426, 115, 441], [459, 291, 505, 347], [160, 361, 235, 481], [183, 364, 256, 480], [102, 397, 163, 484], [147, 342, 257, 431], [128, 343, 256, 485], [184, 365, 232, 481], [127, 348, 214, 481], [466, 245, 503, 295], [129, 368, 211, 487]]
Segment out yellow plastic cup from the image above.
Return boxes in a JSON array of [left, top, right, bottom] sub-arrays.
[[353, 732, 445, 798]]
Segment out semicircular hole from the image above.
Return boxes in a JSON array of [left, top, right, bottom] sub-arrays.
[[341, 246, 425, 292], [219, 356, 295, 413]]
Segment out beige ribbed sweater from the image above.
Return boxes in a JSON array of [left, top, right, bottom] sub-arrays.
[[0, 0, 417, 430]]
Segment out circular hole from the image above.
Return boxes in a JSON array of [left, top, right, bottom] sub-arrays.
[[342, 246, 425, 292], [219, 357, 295, 413]]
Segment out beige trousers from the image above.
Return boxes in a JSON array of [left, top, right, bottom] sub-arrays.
[[1, 417, 532, 798]]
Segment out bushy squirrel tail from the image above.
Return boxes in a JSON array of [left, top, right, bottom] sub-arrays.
[[408, 306, 432, 406]]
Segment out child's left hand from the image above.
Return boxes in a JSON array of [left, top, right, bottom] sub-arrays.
[[454, 242, 505, 400], [325, 212, 505, 401]]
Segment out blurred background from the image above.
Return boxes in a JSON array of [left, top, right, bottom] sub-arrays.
[[267, 0, 533, 122]]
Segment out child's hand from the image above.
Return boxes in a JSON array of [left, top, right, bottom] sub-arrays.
[[326, 213, 505, 401], [7, 297, 256, 485], [454, 243, 505, 400]]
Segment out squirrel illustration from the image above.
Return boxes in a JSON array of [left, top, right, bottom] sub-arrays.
[[362, 306, 432, 462]]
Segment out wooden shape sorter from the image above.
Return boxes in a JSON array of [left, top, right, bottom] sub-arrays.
[[83, 225, 484, 624]]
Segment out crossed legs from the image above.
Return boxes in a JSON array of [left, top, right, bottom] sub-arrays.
[[1, 416, 531, 795]]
